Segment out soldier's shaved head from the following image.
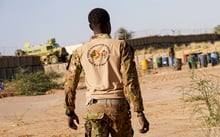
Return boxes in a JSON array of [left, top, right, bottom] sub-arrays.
[[88, 8, 110, 26], [88, 8, 111, 34]]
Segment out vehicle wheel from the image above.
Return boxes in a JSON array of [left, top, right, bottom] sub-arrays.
[[50, 55, 58, 64], [15, 49, 24, 56]]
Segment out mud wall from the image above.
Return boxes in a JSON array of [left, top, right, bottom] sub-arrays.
[[43, 63, 67, 73]]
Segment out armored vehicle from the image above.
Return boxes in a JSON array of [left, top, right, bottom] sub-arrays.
[[15, 38, 68, 64]]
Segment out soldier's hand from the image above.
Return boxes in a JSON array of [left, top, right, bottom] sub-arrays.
[[137, 111, 149, 133], [66, 110, 79, 130]]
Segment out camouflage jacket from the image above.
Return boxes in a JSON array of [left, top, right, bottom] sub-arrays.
[[64, 34, 144, 112]]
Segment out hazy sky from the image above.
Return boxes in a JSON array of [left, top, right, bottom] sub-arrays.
[[1, 0, 220, 55]]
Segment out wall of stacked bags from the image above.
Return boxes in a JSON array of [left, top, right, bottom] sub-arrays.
[[0, 56, 42, 80]]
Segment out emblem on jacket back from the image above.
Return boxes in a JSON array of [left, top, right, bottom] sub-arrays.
[[87, 44, 110, 66]]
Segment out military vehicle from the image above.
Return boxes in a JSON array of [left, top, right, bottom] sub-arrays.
[[15, 38, 68, 64]]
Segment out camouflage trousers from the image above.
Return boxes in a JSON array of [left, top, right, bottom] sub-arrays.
[[85, 99, 134, 137]]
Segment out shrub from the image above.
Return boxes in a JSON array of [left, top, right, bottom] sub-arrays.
[[14, 69, 62, 96], [182, 70, 220, 136]]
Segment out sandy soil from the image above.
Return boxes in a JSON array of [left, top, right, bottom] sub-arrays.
[[0, 64, 220, 137]]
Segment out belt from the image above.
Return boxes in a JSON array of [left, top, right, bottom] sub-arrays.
[[88, 98, 127, 105]]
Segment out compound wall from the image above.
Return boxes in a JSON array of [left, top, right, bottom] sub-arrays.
[[0, 56, 42, 80]]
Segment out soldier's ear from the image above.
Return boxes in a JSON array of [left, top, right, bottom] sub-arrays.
[[89, 24, 93, 31]]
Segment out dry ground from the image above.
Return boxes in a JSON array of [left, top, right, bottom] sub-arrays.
[[0, 64, 220, 137]]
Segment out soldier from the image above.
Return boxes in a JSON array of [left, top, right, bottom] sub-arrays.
[[168, 47, 175, 66], [64, 8, 149, 137]]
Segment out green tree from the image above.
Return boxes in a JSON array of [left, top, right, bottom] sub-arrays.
[[115, 27, 134, 40], [214, 25, 220, 34]]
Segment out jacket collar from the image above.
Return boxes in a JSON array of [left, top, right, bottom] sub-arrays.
[[91, 33, 111, 40]]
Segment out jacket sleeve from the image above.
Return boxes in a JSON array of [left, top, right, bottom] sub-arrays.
[[64, 51, 82, 112], [121, 42, 144, 112]]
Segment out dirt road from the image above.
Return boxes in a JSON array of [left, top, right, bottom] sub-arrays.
[[0, 64, 220, 137]]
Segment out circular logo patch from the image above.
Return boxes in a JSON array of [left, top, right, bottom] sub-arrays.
[[87, 44, 110, 66]]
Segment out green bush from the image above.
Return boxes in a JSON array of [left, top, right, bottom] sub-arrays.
[[14, 70, 62, 96], [182, 70, 220, 128]]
